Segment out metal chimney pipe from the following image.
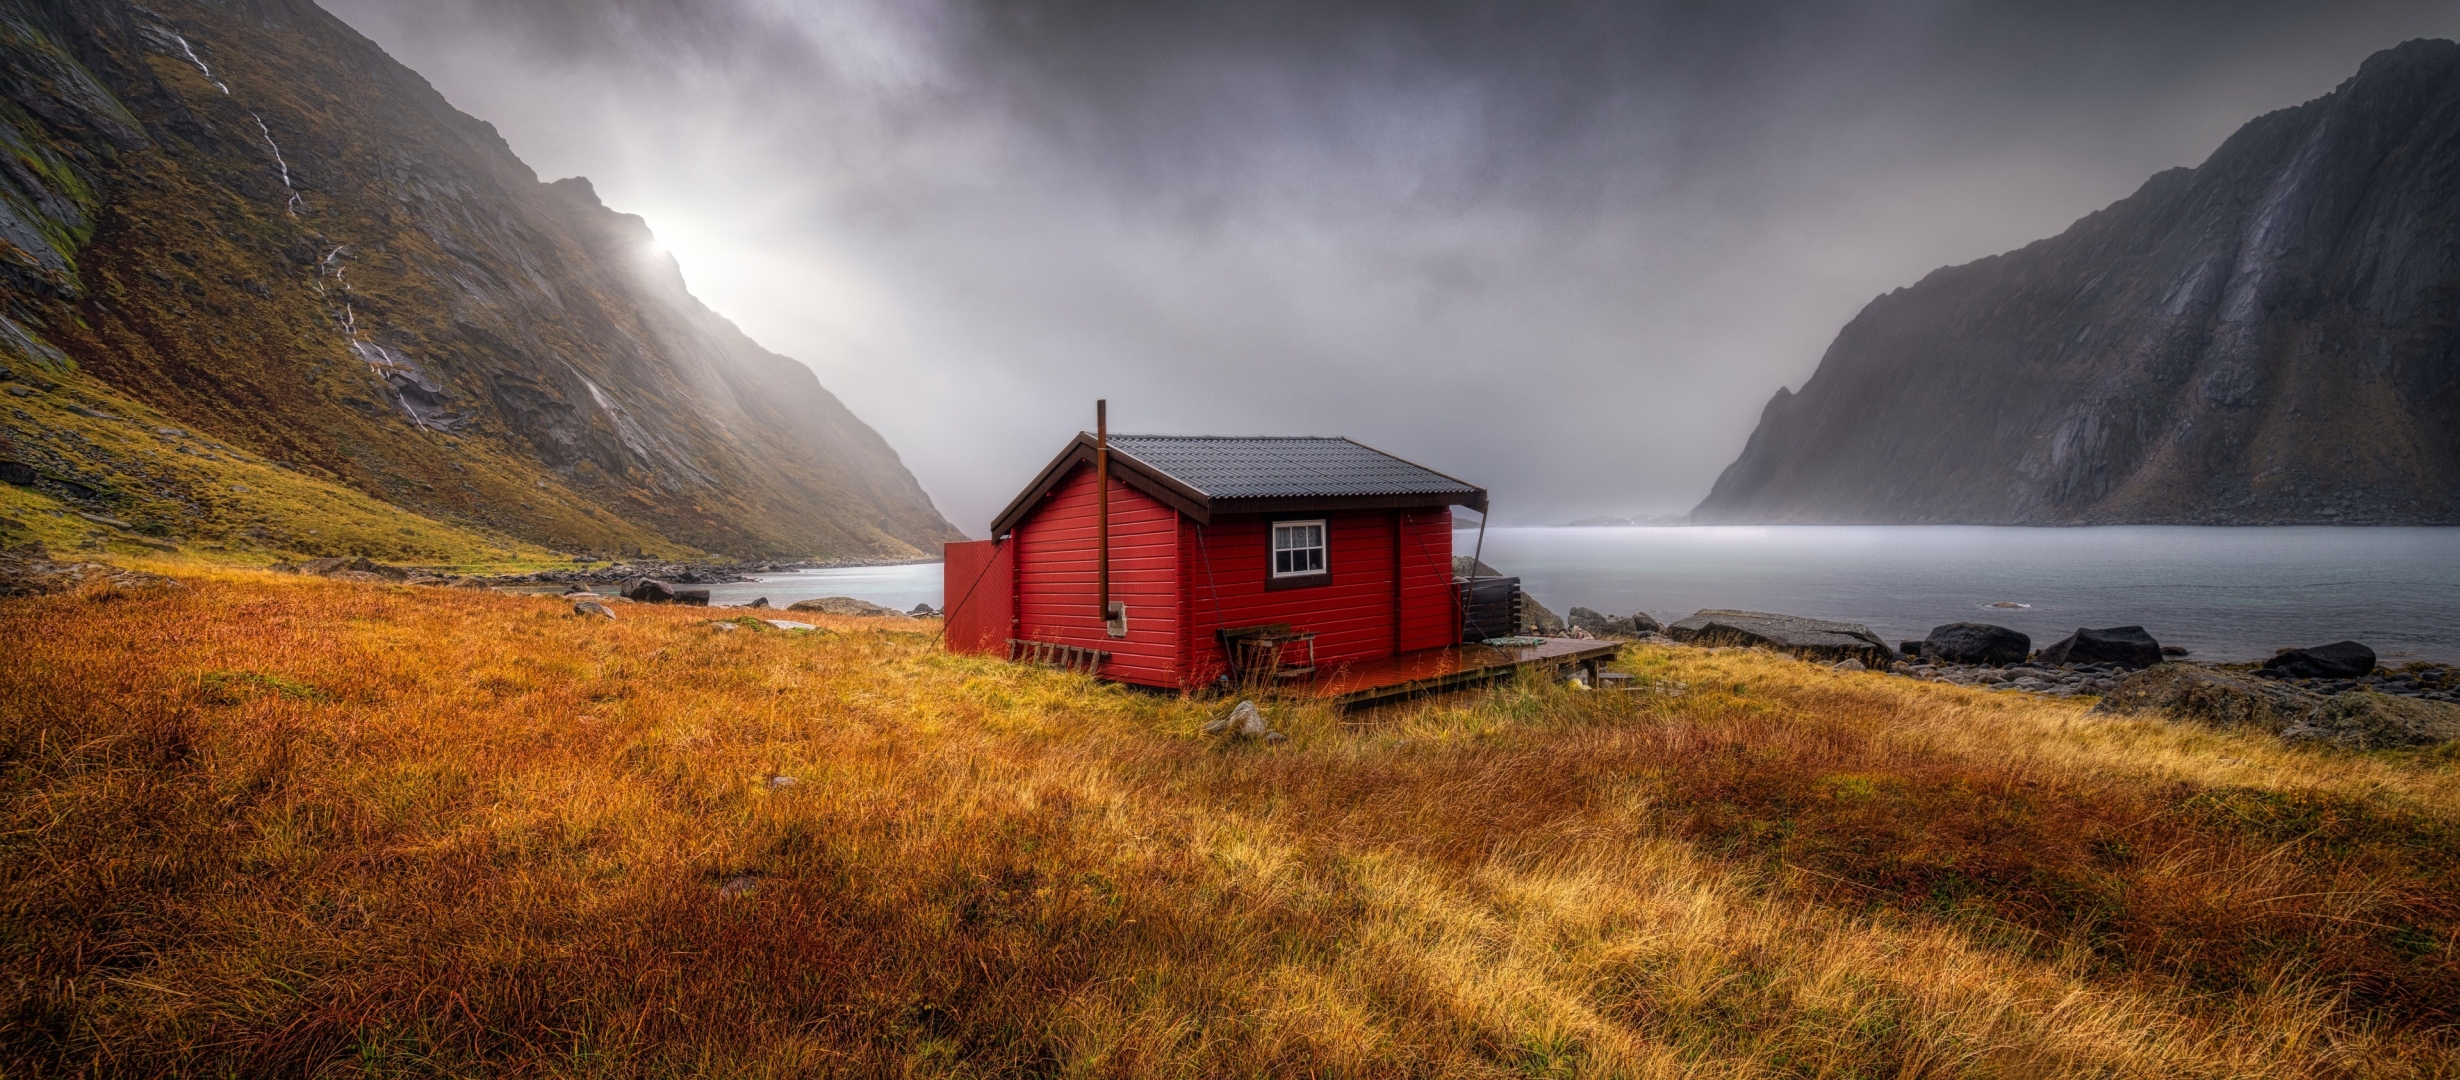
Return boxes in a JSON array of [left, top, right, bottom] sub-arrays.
[[1096, 399, 1109, 622]]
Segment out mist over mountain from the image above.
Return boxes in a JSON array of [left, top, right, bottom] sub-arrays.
[[0, 0, 957, 559], [1696, 40, 2460, 526]]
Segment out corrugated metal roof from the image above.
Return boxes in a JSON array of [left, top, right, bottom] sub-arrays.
[[1106, 435, 1478, 501]]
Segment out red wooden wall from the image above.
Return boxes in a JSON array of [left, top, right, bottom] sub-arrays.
[[1177, 508, 1455, 687], [941, 538, 1012, 657], [1012, 462, 1182, 686]]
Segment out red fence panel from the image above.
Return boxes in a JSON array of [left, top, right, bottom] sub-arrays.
[[942, 539, 1013, 657]]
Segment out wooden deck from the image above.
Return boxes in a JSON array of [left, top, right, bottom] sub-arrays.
[[1293, 638, 1623, 708]]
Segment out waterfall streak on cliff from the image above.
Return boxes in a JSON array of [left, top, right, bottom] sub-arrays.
[[171, 34, 229, 95], [250, 113, 303, 215]]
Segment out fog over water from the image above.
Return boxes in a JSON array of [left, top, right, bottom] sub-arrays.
[[322, 0, 2460, 531]]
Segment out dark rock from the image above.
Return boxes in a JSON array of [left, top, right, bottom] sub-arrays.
[[2260, 640, 2377, 679], [1665, 609, 1894, 666], [573, 599, 616, 620], [0, 460, 33, 486], [1921, 622, 2031, 666], [2037, 626, 2162, 669], [1899, 639, 1924, 658], [2160, 645, 2190, 657], [747, 597, 770, 609]]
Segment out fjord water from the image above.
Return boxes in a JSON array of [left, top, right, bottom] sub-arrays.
[[1467, 526, 2460, 664], [704, 563, 947, 613]]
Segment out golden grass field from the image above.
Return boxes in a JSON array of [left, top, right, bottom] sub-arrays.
[[4, 568, 2457, 1077]]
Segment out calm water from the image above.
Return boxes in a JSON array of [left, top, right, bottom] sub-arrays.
[[550, 563, 947, 612], [1461, 526, 2460, 664]]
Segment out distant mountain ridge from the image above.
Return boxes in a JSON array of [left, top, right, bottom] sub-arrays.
[[1694, 40, 2460, 526], [0, 0, 959, 558]]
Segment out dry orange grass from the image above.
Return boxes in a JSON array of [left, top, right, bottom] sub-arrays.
[[2, 570, 2456, 1077]]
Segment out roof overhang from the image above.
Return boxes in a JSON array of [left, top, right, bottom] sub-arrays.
[[988, 432, 1488, 536]]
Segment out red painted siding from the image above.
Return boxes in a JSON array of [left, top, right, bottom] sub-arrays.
[[1178, 508, 1455, 687], [941, 539, 1013, 657], [1012, 462, 1183, 687]]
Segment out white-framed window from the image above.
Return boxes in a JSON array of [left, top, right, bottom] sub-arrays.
[[1271, 520, 1326, 577]]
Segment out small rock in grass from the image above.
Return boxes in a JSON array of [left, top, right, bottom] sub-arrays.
[[1204, 699, 1281, 741], [1832, 658, 1866, 672], [708, 620, 738, 631], [720, 875, 758, 897], [764, 619, 818, 632], [768, 775, 798, 789], [573, 600, 616, 620]]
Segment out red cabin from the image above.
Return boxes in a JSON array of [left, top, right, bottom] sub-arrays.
[[943, 432, 1487, 691]]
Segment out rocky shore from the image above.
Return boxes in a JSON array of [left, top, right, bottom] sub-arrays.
[[1533, 597, 2459, 748]]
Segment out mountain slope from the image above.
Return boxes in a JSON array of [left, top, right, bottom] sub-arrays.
[[1694, 40, 2460, 525], [0, 0, 959, 559]]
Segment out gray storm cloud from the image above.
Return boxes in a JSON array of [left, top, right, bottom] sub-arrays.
[[323, 0, 2460, 530]]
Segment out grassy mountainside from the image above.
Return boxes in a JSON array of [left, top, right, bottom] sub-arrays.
[[4, 571, 2456, 1075], [0, 0, 959, 561]]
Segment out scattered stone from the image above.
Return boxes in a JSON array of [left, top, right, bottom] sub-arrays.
[[1665, 609, 1894, 667], [786, 596, 906, 618], [2160, 645, 2190, 657], [909, 602, 940, 617], [763, 620, 819, 632], [746, 596, 770, 609], [1831, 658, 1867, 672], [2260, 640, 2377, 680], [720, 875, 758, 898], [573, 600, 616, 620], [0, 543, 180, 597], [768, 775, 798, 789], [708, 620, 738, 631], [1922, 622, 2031, 666], [2036, 626, 2163, 669]]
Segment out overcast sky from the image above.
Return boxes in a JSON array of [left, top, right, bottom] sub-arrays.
[[323, 0, 2460, 531]]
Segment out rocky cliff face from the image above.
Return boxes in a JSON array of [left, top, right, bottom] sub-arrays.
[[0, 0, 960, 558], [1695, 40, 2460, 526]]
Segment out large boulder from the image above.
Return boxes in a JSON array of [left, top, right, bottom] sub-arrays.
[[786, 596, 907, 617], [2260, 641, 2377, 679], [1665, 609, 1894, 666], [2037, 626, 2162, 669], [1921, 622, 2031, 666], [620, 577, 710, 605]]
